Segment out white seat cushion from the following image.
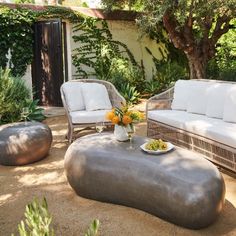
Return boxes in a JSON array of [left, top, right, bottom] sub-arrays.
[[82, 83, 112, 111], [187, 81, 213, 115], [206, 83, 231, 119], [61, 82, 85, 111], [223, 86, 236, 123], [70, 110, 109, 124], [148, 110, 236, 148], [171, 80, 195, 111]]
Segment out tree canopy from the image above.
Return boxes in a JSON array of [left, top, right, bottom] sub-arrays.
[[101, 0, 236, 79]]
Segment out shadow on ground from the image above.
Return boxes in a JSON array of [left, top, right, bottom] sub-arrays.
[[0, 115, 236, 236]]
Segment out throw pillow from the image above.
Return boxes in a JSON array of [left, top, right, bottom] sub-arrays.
[[82, 83, 112, 111], [62, 82, 85, 111]]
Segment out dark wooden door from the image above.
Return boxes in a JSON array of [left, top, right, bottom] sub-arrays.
[[32, 19, 65, 107]]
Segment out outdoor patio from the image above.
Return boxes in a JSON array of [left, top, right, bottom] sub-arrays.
[[0, 113, 236, 236], [0, 1, 235, 235]]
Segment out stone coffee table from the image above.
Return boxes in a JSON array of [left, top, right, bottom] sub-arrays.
[[64, 133, 225, 229], [0, 121, 52, 166]]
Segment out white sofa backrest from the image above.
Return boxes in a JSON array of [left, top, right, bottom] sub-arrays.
[[61, 81, 85, 111], [223, 86, 236, 123], [206, 83, 232, 119], [186, 80, 213, 115], [171, 80, 196, 111], [171, 79, 236, 120]]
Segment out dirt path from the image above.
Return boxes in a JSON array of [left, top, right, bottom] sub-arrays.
[[0, 116, 236, 236]]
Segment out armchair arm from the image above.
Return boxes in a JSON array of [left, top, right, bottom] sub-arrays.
[[146, 86, 174, 115]]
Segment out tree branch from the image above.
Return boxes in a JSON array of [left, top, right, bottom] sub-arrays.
[[162, 10, 187, 51], [211, 15, 231, 45]]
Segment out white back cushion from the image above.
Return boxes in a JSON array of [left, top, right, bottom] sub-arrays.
[[223, 86, 236, 123], [62, 82, 85, 111], [187, 81, 212, 115], [206, 83, 231, 119], [171, 80, 195, 110], [82, 83, 112, 111]]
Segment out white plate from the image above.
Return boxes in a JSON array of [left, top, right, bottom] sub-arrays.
[[140, 142, 174, 154]]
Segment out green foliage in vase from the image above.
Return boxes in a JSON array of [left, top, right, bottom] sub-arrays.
[[0, 69, 45, 124], [72, 18, 145, 95]]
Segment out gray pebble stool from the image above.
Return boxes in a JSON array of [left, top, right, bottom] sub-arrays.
[[0, 121, 52, 166]]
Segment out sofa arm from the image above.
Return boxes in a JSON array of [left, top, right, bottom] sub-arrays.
[[146, 87, 174, 114]]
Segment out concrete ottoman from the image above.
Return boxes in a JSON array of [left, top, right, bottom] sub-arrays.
[[64, 133, 225, 229], [0, 121, 52, 166]]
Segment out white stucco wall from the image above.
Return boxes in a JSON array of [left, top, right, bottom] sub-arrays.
[[69, 20, 165, 81], [21, 19, 164, 93], [21, 65, 33, 98], [107, 20, 164, 80]]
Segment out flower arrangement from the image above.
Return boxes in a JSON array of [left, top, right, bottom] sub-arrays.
[[106, 104, 144, 127]]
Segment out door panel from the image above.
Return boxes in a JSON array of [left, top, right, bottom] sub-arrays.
[[32, 19, 64, 107]]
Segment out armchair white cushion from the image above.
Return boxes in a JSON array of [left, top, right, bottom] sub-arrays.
[[82, 83, 112, 111], [61, 82, 85, 111], [70, 110, 110, 124]]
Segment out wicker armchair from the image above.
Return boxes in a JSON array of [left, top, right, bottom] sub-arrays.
[[146, 80, 236, 173], [61, 79, 125, 142]]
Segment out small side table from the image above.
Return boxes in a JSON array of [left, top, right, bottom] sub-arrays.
[[0, 121, 52, 165]]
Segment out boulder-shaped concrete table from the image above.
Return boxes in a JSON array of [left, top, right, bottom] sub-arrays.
[[64, 133, 225, 229], [0, 121, 52, 166]]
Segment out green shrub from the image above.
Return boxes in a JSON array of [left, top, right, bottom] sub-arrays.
[[206, 19, 236, 81], [13, 198, 100, 236], [108, 58, 145, 93], [13, 198, 54, 236], [0, 68, 45, 124], [21, 99, 45, 122], [144, 60, 188, 97], [0, 68, 30, 123], [144, 79, 160, 96], [85, 219, 100, 236], [119, 83, 140, 105], [144, 47, 188, 97]]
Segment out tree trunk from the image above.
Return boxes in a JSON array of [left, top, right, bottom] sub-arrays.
[[186, 54, 207, 80]]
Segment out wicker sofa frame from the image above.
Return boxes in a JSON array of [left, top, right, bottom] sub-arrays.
[[146, 80, 236, 173], [61, 79, 125, 143]]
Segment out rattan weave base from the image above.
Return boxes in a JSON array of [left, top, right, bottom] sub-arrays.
[[148, 119, 236, 173]]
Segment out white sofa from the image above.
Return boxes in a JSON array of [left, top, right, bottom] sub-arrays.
[[147, 79, 236, 173], [61, 79, 125, 142]]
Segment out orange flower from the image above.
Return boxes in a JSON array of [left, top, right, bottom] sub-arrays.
[[106, 111, 115, 121], [112, 116, 120, 124], [122, 115, 132, 125]]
